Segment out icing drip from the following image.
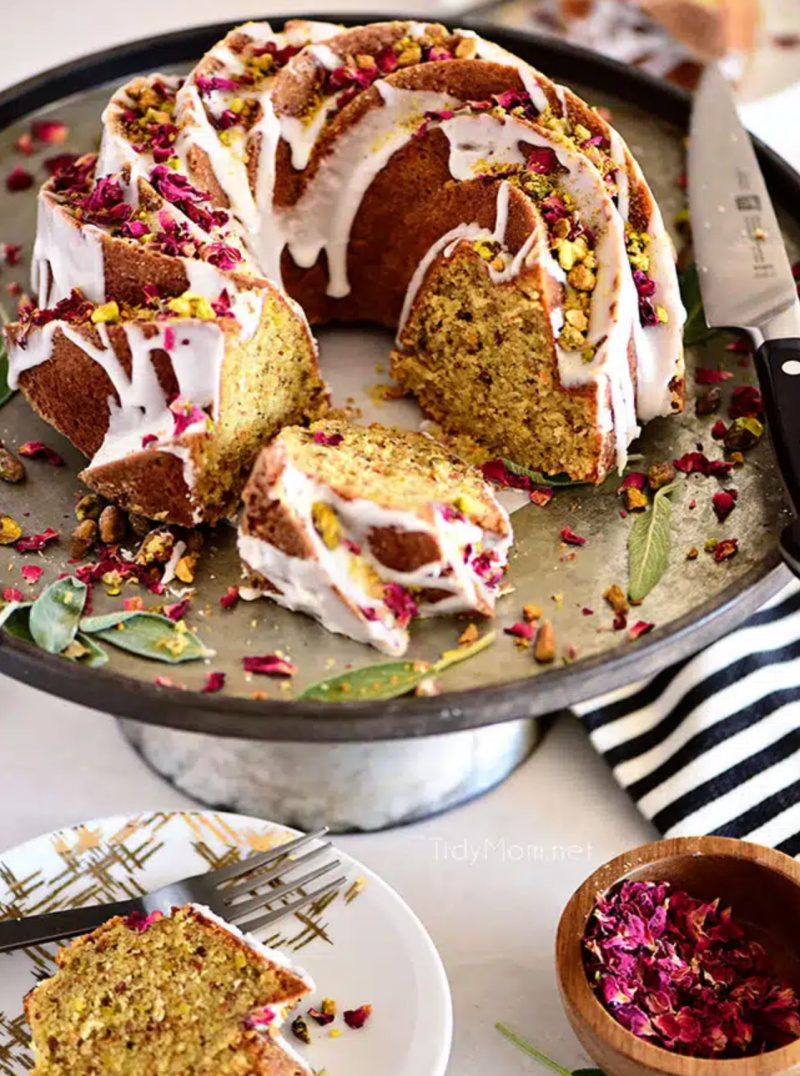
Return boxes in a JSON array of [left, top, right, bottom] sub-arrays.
[[278, 83, 461, 298], [239, 458, 512, 656], [32, 191, 106, 307], [439, 111, 640, 464]]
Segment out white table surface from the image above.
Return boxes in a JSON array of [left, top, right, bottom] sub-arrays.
[[1, 3, 797, 1073]]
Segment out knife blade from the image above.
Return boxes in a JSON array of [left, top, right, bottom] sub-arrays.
[[688, 64, 800, 573], [688, 63, 800, 341]]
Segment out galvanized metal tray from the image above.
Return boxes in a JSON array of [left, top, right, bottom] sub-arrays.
[[0, 15, 797, 742]]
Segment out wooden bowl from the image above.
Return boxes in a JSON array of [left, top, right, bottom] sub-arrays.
[[556, 836, 800, 1076]]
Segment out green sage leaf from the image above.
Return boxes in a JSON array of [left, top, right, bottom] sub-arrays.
[[81, 610, 213, 664], [502, 459, 588, 488], [0, 302, 13, 410], [63, 632, 109, 668], [297, 630, 496, 702], [0, 601, 33, 641], [29, 576, 88, 654], [680, 263, 717, 347], [628, 483, 677, 603]]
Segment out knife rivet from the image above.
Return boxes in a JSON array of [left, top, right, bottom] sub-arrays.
[[782, 361, 800, 376]]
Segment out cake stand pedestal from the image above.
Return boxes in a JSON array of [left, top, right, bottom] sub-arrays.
[[117, 716, 542, 832]]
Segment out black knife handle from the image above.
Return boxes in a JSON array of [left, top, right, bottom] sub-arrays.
[[754, 338, 800, 576]]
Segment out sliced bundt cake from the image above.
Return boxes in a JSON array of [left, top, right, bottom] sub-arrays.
[[238, 418, 512, 655], [24, 904, 312, 1076], [4, 16, 686, 529], [6, 285, 327, 525]]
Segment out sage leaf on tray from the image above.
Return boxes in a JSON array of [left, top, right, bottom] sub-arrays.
[[63, 632, 109, 668], [29, 576, 88, 654], [503, 459, 588, 488], [496, 1024, 605, 1076], [80, 610, 214, 664], [297, 630, 496, 702], [0, 301, 13, 409], [0, 600, 33, 641], [628, 483, 677, 603], [680, 263, 718, 347]]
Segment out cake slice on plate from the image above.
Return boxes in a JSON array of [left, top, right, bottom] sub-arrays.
[[238, 418, 512, 655], [24, 903, 312, 1076]]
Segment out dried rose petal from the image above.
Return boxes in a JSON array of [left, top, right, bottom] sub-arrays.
[[21, 564, 43, 584], [243, 654, 297, 677], [31, 119, 68, 144], [628, 620, 654, 640], [504, 622, 534, 640], [220, 586, 239, 609], [715, 538, 739, 562], [561, 526, 586, 546], [673, 451, 732, 478], [2, 243, 21, 266], [313, 431, 344, 446], [695, 368, 734, 384], [711, 420, 728, 440], [244, 1005, 277, 1029], [343, 1004, 372, 1030], [142, 434, 158, 449], [729, 386, 763, 420], [619, 472, 647, 492], [527, 146, 558, 174], [712, 490, 738, 522], [529, 487, 554, 507], [18, 441, 64, 466], [124, 910, 164, 932], [43, 152, 79, 177], [124, 596, 145, 612], [383, 582, 418, 628], [6, 166, 34, 192], [15, 132, 34, 155], [164, 598, 191, 622], [308, 1007, 335, 1026], [203, 671, 226, 694], [169, 398, 207, 437], [15, 528, 59, 553], [2, 587, 23, 603]]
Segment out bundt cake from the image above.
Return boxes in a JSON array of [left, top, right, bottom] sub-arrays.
[[238, 419, 512, 655], [4, 17, 685, 527], [24, 903, 312, 1076]]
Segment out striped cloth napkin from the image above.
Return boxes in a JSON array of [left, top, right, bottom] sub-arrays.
[[575, 579, 800, 851]]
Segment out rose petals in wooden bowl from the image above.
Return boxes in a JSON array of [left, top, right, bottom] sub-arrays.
[[556, 836, 800, 1076]]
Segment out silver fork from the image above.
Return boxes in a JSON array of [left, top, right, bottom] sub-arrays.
[[0, 827, 345, 953]]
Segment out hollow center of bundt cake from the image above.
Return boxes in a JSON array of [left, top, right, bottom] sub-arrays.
[[27, 911, 301, 1076], [284, 418, 504, 530], [391, 247, 606, 483]]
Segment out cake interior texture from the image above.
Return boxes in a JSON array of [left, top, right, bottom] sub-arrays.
[[281, 417, 506, 528], [392, 243, 607, 483], [24, 905, 309, 1076]]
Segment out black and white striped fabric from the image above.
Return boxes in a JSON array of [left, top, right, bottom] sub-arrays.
[[575, 579, 800, 854]]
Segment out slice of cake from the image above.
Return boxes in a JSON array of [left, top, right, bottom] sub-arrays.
[[24, 903, 312, 1076], [238, 418, 512, 655], [4, 285, 328, 526]]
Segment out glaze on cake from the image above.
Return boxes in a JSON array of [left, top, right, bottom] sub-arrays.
[[4, 17, 685, 528], [238, 419, 512, 655]]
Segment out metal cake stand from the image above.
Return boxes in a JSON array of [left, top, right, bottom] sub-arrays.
[[0, 15, 797, 829]]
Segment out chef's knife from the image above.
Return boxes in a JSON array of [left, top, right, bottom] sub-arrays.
[[688, 64, 800, 574]]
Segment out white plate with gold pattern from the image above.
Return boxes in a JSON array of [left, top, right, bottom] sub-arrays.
[[0, 810, 452, 1076]]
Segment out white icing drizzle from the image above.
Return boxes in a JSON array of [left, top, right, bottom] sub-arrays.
[[239, 456, 512, 656], [31, 191, 106, 307], [307, 43, 342, 71], [462, 31, 550, 113], [607, 127, 687, 419], [278, 83, 461, 298]]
